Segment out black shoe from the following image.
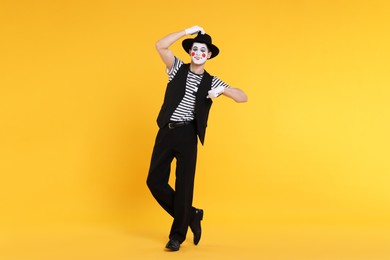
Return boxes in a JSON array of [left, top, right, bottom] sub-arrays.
[[189, 208, 203, 245], [165, 239, 180, 251]]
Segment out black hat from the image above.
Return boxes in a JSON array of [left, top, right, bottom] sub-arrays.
[[182, 33, 219, 59]]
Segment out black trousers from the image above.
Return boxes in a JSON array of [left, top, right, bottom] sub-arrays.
[[146, 122, 198, 243]]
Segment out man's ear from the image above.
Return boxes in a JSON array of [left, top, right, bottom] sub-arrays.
[[207, 52, 212, 59]]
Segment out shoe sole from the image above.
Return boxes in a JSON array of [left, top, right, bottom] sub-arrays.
[[165, 247, 180, 251]]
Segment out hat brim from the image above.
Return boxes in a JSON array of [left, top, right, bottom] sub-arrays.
[[182, 39, 219, 59]]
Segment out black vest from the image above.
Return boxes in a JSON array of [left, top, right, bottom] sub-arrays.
[[157, 64, 213, 145]]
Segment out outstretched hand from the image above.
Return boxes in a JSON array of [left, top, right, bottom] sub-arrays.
[[207, 86, 225, 99], [185, 25, 205, 35]]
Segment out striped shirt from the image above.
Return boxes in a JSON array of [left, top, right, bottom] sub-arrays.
[[167, 56, 230, 122]]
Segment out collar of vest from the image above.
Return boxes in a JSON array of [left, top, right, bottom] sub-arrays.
[[184, 63, 210, 77]]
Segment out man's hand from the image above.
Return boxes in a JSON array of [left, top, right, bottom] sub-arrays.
[[207, 86, 225, 99], [185, 25, 205, 35]]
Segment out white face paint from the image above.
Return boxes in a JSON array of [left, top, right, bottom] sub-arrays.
[[190, 43, 209, 65]]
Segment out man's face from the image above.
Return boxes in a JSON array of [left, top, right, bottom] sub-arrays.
[[190, 43, 211, 65]]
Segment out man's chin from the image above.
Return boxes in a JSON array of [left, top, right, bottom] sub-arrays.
[[192, 60, 206, 65]]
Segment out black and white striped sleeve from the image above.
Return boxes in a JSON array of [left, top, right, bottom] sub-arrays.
[[167, 56, 184, 82], [211, 76, 231, 90]]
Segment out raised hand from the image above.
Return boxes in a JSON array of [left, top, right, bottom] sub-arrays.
[[185, 25, 205, 35]]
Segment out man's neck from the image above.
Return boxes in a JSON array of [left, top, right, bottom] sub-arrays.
[[189, 63, 205, 75]]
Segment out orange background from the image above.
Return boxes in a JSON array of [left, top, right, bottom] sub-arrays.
[[1, 0, 390, 259]]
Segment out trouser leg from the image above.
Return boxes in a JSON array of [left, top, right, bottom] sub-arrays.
[[168, 125, 198, 243], [146, 128, 175, 216]]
